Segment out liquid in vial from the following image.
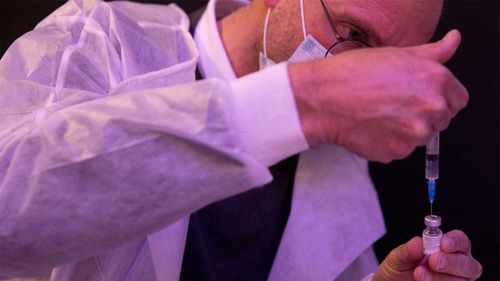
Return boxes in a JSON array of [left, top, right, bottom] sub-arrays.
[[422, 215, 443, 255]]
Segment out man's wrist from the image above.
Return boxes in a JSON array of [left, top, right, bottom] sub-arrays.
[[287, 60, 341, 147]]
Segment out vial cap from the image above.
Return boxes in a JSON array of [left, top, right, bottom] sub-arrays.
[[425, 215, 441, 227]]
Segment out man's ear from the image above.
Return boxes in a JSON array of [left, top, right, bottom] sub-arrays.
[[263, 0, 280, 8]]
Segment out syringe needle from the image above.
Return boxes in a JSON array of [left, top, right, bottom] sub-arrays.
[[427, 179, 436, 215]]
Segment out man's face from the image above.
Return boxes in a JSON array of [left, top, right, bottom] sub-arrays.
[[264, 0, 444, 62]]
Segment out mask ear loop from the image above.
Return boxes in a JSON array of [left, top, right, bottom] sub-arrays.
[[263, 8, 272, 57], [299, 0, 307, 39], [263, 0, 306, 57]]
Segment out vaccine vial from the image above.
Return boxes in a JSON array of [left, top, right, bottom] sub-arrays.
[[422, 215, 443, 255]]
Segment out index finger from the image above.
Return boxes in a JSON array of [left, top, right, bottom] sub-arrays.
[[441, 230, 472, 254], [443, 71, 469, 117]]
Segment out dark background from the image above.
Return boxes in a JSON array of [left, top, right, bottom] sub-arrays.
[[1, 0, 498, 280], [370, 2, 499, 281]]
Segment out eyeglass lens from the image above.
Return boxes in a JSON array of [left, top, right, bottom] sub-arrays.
[[327, 40, 367, 56]]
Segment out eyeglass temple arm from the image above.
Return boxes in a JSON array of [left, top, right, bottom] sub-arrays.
[[320, 0, 343, 41]]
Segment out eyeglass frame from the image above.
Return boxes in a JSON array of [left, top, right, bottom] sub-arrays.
[[320, 0, 371, 57]]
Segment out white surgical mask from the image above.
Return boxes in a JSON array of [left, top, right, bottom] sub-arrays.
[[259, 0, 329, 69]]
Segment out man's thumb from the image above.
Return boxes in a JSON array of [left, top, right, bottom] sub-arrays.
[[404, 29, 462, 63], [386, 236, 425, 271]]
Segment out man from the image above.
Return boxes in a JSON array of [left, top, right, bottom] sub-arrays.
[[0, 0, 482, 280]]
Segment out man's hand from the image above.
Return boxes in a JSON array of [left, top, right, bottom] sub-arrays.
[[289, 30, 468, 163], [372, 230, 482, 281]]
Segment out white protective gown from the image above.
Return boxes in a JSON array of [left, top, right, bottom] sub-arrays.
[[0, 0, 385, 280]]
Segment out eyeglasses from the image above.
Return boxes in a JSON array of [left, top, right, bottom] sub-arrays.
[[320, 0, 371, 57]]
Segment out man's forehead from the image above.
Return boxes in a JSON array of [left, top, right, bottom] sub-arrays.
[[326, 0, 443, 46]]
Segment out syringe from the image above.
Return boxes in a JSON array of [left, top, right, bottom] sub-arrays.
[[426, 132, 439, 215]]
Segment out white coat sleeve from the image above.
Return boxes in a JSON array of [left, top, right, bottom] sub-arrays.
[[0, 0, 305, 278]]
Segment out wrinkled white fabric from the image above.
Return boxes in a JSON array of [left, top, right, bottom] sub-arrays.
[[0, 0, 385, 280], [0, 0, 300, 278]]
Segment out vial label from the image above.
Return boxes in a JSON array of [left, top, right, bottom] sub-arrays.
[[423, 233, 442, 255]]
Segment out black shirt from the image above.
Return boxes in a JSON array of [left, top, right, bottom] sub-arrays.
[[179, 155, 299, 281]]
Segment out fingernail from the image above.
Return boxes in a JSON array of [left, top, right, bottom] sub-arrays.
[[437, 255, 448, 270], [421, 269, 431, 281], [446, 237, 455, 251]]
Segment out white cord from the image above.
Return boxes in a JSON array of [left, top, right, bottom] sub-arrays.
[[263, 8, 272, 57], [264, 0, 306, 56], [299, 0, 307, 39]]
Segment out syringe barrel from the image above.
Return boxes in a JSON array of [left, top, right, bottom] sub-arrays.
[[425, 133, 439, 180], [426, 133, 440, 154]]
